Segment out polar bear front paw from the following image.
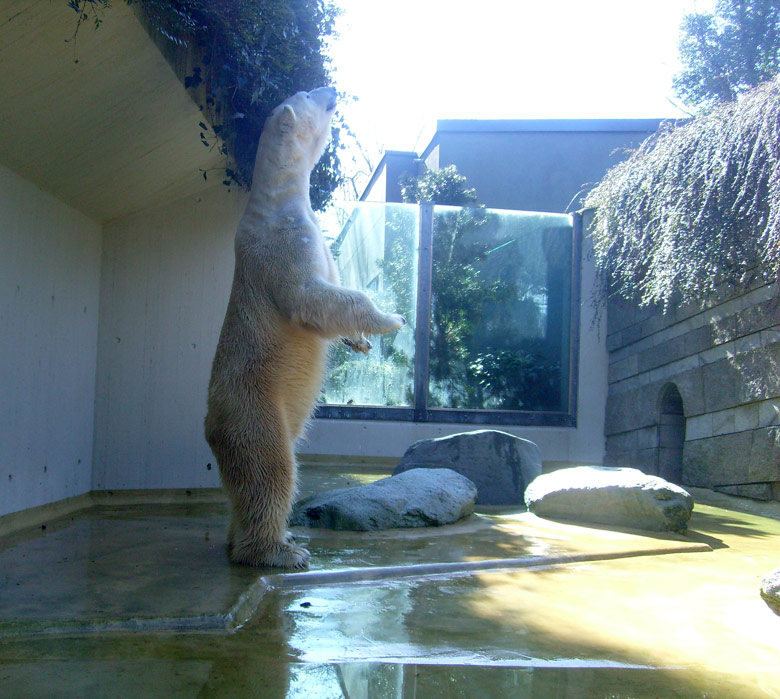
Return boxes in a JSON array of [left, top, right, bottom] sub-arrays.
[[342, 336, 372, 354], [381, 314, 406, 332]]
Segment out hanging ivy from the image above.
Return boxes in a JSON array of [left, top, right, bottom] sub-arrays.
[[584, 77, 780, 309], [67, 0, 343, 210]]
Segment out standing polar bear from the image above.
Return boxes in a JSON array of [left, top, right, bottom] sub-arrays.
[[205, 87, 404, 568]]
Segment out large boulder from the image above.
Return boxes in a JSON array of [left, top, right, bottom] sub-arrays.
[[524, 466, 694, 532], [392, 430, 541, 505], [761, 567, 780, 616], [290, 468, 477, 531]]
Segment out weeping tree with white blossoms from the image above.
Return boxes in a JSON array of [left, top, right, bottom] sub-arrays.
[[585, 77, 780, 309], [585, 0, 780, 309]]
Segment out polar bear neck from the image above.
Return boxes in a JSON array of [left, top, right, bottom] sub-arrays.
[[246, 151, 314, 215]]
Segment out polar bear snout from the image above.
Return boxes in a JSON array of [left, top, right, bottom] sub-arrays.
[[308, 86, 338, 112]]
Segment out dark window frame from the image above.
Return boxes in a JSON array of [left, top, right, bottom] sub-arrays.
[[316, 206, 582, 427]]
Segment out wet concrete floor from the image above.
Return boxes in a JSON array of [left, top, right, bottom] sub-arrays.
[[1, 466, 779, 697]]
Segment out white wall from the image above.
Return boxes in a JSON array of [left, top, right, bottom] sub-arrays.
[[92, 185, 245, 489], [0, 164, 101, 516]]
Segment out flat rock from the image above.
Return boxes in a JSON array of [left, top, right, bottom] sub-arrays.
[[761, 567, 780, 616], [392, 430, 542, 505], [290, 468, 477, 531], [524, 466, 694, 532]]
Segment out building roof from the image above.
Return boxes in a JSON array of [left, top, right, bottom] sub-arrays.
[[359, 150, 420, 202], [361, 120, 671, 202], [435, 118, 673, 133]]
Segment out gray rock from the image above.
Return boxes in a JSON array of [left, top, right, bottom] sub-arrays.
[[290, 468, 477, 531], [524, 466, 694, 532], [715, 483, 776, 501], [392, 430, 541, 505], [761, 567, 780, 616]]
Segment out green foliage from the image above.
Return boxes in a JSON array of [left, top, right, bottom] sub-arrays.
[[322, 204, 418, 407], [402, 167, 488, 406], [67, 0, 111, 31], [674, 0, 780, 109], [585, 78, 780, 309], [66, 0, 343, 210], [469, 346, 560, 412], [400, 165, 478, 206], [376, 222, 417, 323], [324, 337, 413, 406]]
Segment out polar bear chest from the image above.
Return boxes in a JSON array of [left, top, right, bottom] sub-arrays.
[[297, 231, 330, 279]]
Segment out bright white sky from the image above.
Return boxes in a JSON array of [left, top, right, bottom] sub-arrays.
[[326, 0, 715, 175]]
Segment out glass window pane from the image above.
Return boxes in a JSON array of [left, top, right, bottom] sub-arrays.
[[428, 206, 573, 412], [320, 202, 419, 407]]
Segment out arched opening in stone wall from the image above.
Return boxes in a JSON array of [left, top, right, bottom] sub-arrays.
[[657, 383, 685, 484]]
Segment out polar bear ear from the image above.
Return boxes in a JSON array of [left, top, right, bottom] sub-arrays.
[[277, 105, 297, 134]]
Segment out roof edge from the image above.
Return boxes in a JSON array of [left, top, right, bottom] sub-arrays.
[[436, 118, 678, 133]]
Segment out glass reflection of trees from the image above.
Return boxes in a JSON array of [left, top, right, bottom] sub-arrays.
[[428, 207, 571, 412], [320, 168, 573, 416]]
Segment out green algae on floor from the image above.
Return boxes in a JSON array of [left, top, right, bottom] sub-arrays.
[[0, 468, 779, 697], [0, 502, 707, 636], [2, 658, 779, 698]]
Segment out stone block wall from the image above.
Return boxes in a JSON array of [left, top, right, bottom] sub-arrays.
[[604, 278, 780, 501]]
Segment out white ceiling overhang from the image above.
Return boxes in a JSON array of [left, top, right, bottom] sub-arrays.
[[0, 0, 227, 223]]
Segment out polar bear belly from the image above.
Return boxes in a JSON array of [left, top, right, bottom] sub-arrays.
[[275, 326, 329, 440]]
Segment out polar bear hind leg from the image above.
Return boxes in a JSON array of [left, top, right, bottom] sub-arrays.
[[207, 402, 309, 569]]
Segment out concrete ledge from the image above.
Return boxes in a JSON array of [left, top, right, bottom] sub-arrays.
[[687, 487, 780, 520], [270, 544, 712, 589], [0, 489, 227, 538], [0, 493, 93, 538]]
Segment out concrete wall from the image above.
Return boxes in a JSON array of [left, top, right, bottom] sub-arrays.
[[0, 164, 101, 516], [92, 185, 245, 490], [428, 120, 662, 214], [605, 278, 780, 500]]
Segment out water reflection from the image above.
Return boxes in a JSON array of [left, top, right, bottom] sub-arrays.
[[281, 662, 767, 698]]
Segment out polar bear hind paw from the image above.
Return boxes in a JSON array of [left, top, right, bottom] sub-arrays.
[[230, 538, 310, 569]]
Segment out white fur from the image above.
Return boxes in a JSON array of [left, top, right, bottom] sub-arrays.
[[204, 87, 404, 568]]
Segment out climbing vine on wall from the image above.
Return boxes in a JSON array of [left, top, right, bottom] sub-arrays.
[[584, 77, 780, 309], [66, 0, 343, 210]]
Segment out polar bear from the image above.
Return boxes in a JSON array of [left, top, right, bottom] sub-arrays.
[[205, 87, 405, 568]]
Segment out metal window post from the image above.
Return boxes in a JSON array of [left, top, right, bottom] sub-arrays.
[[413, 203, 434, 422]]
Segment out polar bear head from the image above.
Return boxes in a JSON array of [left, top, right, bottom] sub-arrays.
[[255, 86, 338, 177]]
